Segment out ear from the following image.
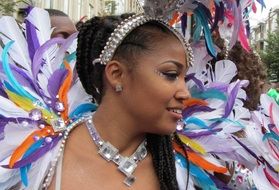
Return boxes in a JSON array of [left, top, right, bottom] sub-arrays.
[[104, 60, 126, 89]]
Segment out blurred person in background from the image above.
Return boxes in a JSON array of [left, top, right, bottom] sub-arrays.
[[46, 8, 77, 38]]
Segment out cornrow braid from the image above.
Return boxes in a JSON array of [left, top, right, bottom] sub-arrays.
[[174, 133, 190, 190], [147, 134, 179, 190], [76, 16, 125, 103]]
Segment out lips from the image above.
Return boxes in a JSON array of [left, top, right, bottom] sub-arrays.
[[168, 108, 182, 114], [167, 108, 183, 119]]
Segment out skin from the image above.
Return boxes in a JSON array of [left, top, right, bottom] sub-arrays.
[[50, 16, 77, 38], [49, 33, 190, 189]]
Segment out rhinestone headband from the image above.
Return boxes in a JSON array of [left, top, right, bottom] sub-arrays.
[[93, 14, 193, 67]]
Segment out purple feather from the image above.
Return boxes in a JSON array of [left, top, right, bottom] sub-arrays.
[[208, 82, 229, 93], [2, 136, 61, 169], [23, 6, 33, 15], [32, 37, 64, 79], [224, 81, 240, 118], [183, 105, 214, 118], [231, 135, 262, 163], [25, 20, 40, 61], [0, 83, 8, 98], [259, 156, 278, 174], [0, 119, 7, 141], [0, 61, 36, 92], [208, 172, 230, 189], [229, 1, 241, 49], [178, 128, 222, 138], [185, 73, 205, 91], [53, 32, 78, 64], [256, 0, 266, 10], [47, 68, 68, 99]]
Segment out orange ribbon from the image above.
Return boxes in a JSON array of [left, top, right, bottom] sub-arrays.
[[9, 126, 54, 168], [173, 142, 228, 173], [183, 98, 208, 107], [58, 60, 72, 121]]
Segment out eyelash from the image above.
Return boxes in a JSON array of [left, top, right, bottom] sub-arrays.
[[156, 70, 179, 81]]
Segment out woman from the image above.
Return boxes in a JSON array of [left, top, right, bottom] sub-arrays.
[[50, 14, 191, 189], [0, 7, 194, 189], [1, 2, 278, 190]]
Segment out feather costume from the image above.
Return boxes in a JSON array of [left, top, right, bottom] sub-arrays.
[[0, 7, 95, 189], [1, 1, 277, 190]]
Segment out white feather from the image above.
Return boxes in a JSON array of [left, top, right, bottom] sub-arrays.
[[175, 162, 195, 190], [260, 94, 279, 129], [67, 79, 92, 114], [37, 72, 51, 98], [192, 108, 224, 120], [27, 141, 61, 190], [187, 42, 209, 88], [0, 122, 36, 161], [26, 7, 54, 74], [206, 99, 225, 109], [67, 38, 77, 55], [25, 8, 51, 46], [0, 156, 21, 189], [0, 97, 29, 118], [252, 165, 277, 190], [245, 120, 278, 166], [214, 60, 237, 84], [0, 17, 31, 73], [22, 86, 46, 106]]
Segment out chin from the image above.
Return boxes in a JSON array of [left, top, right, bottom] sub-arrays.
[[152, 123, 177, 135]]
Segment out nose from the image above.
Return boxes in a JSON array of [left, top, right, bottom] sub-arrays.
[[174, 80, 191, 101]]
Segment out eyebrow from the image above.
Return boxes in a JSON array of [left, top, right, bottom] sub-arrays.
[[160, 60, 185, 70]]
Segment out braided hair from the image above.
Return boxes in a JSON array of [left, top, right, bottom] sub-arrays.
[[76, 14, 188, 190]]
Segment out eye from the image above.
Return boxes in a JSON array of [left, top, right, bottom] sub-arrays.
[[161, 71, 179, 81]]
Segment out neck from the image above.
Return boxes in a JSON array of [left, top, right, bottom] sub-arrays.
[[92, 103, 145, 156]]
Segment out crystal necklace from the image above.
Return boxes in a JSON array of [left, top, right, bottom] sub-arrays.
[[85, 118, 148, 187]]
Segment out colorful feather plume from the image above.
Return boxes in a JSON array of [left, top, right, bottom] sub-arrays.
[[0, 7, 95, 189]]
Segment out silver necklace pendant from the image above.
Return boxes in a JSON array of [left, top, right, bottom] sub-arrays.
[[86, 118, 148, 187]]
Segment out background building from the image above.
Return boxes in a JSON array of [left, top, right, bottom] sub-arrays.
[[17, 0, 143, 22], [250, 6, 279, 51]]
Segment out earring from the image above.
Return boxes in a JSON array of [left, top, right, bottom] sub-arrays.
[[115, 84, 123, 92]]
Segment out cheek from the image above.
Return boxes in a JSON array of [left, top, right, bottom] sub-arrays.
[[125, 77, 174, 116]]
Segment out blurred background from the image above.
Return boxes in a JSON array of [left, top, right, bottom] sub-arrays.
[[0, 0, 279, 85], [0, 0, 143, 21]]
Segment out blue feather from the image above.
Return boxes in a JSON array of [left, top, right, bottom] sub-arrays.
[[214, 0, 221, 6], [19, 139, 44, 187], [175, 154, 218, 189], [3, 81, 18, 94], [193, 14, 202, 42], [256, 0, 266, 11], [209, 118, 245, 128], [2, 41, 36, 101], [65, 51, 76, 63], [195, 9, 217, 57], [191, 89, 227, 101], [69, 103, 97, 119], [263, 131, 279, 142], [184, 117, 208, 128]]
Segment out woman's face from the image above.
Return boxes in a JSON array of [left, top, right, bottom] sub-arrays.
[[121, 35, 190, 135]]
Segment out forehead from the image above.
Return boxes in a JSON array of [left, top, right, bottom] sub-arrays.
[[50, 16, 76, 30], [139, 36, 187, 67]]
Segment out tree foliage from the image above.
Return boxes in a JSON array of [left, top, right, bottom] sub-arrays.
[[261, 17, 279, 82], [0, 0, 32, 16], [0, 0, 17, 16]]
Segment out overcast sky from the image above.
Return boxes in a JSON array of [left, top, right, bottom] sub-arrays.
[[250, 1, 279, 27]]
